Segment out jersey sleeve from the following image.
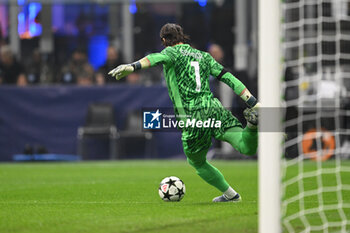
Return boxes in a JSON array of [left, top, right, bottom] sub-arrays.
[[209, 54, 224, 77], [146, 50, 172, 67], [220, 72, 246, 96], [208, 54, 246, 96]]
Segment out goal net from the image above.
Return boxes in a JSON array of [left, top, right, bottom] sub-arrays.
[[281, 0, 350, 232]]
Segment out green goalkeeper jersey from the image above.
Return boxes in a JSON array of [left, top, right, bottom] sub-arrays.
[[146, 43, 246, 115]]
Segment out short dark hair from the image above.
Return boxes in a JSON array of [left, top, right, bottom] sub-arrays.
[[160, 23, 190, 47]]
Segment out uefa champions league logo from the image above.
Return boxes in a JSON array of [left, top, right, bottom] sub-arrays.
[[143, 109, 162, 129]]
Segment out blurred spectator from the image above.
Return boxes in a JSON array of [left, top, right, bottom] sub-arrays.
[[95, 72, 105, 86], [126, 73, 141, 85], [17, 75, 28, 87], [0, 45, 27, 86], [208, 43, 226, 67], [208, 43, 227, 97], [59, 49, 94, 84], [0, 26, 5, 47], [76, 64, 94, 86], [95, 46, 124, 85], [25, 49, 53, 84]]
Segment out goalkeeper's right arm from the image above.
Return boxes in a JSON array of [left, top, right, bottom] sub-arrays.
[[108, 52, 169, 80], [108, 57, 151, 80]]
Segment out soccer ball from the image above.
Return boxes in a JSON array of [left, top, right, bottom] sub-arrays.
[[158, 176, 186, 202]]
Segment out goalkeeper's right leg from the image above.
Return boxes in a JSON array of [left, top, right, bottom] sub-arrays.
[[184, 147, 240, 202], [185, 148, 230, 192]]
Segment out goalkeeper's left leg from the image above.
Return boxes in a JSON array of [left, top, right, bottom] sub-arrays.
[[217, 126, 258, 156]]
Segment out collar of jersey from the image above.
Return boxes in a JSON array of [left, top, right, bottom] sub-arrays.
[[173, 44, 190, 48]]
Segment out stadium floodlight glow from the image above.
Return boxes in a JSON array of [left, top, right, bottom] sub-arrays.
[[129, 0, 137, 14], [194, 0, 207, 7]]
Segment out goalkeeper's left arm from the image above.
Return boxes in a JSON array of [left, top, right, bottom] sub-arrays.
[[108, 53, 168, 80], [209, 55, 260, 109], [219, 71, 260, 109]]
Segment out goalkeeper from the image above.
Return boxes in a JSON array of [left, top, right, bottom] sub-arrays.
[[109, 23, 259, 202]]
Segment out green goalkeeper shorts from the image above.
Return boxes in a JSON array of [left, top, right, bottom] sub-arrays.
[[181, 98, 242, 155]]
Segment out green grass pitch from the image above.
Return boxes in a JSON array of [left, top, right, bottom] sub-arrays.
[[282, 160, 350, 232], [1, 160, 349, 233], [0, 160, 258, 233]]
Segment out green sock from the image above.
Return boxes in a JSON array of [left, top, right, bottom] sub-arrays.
[[187, 156, 229, 192]]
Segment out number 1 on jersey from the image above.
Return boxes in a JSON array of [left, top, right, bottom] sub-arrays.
[[190, 61, 201, 92]]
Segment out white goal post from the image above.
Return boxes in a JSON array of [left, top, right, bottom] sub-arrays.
[[258, 0, 282, 233], [259, 0, 350, 232]]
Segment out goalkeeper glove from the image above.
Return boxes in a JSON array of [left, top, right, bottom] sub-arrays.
[[108, 64, 134, 80]]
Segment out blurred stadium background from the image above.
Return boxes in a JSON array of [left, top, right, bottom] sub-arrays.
[[0, 0, 259, 161], [1, 0, 350, 232]]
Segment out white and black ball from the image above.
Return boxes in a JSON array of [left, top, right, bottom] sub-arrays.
[[158, 176, 186, 202]]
